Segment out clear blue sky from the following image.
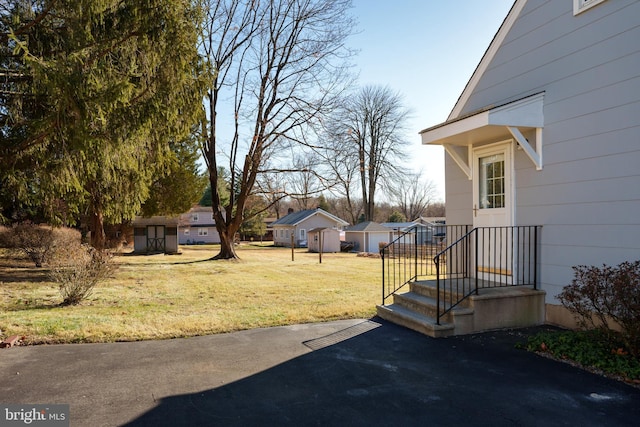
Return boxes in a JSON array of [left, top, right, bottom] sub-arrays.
[[349, 0, 514, 200]]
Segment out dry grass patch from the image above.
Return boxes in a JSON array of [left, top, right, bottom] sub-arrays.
[[0, 245, 380, 344]]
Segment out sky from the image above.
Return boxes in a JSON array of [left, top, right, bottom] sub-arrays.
[[348, 0, 514, 200]]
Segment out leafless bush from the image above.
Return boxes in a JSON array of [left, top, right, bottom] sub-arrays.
[[1, 222, 80, 267], [559, 261, 640, 356], [49, 243, 117, 306]]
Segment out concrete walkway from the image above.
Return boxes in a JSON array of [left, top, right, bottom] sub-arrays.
[[1, 318, 639, 426]]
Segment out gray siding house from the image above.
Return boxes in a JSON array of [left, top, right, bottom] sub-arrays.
[[272, 208, 349, 248], [419, 0, 640, 328], [179, 206, 222, 245]]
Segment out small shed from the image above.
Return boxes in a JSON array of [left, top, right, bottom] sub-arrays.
[[344, 221, 392, 253], [308, 227, 341, 253], [132, 216, 180, 254]]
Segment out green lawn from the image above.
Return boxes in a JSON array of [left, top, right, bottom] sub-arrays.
[[0, 244, 381, 344]]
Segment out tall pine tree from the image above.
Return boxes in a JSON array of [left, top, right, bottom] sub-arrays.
[[1, 0, 207, 248]]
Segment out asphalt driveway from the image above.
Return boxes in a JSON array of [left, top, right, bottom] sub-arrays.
[[1, 318, 639, 426]]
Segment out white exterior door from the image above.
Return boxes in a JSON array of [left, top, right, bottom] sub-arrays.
[[472, 142, 514, 281]]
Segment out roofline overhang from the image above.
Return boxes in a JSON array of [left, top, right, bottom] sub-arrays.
[[420, 93, 545, 178]]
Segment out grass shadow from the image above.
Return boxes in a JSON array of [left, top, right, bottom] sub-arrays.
[[0, 266, 50, 283]]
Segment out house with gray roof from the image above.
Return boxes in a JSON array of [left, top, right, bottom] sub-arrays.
[[344, 221, 392, 253], [271, 208, 349, 248]]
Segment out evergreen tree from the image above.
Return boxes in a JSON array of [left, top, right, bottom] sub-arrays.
[[140, 132, 208, 217], [1, 0, 207, 248]]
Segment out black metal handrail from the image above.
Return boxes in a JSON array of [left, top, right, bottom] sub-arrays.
[[433, 226, 541, 324], [380, 225, 471, 305]]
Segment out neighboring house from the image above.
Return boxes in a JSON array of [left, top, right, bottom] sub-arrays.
[[132, 216, 180, 254], [381, 221, 436, 245], [179, 206, 221, 245], [271, 208, 349, 248], [404, 0, 640, 331], [417, 217, 447, 244], [308, 227, 341, 253], [344, 221, 392, 253], [262, 217, 277, 241]]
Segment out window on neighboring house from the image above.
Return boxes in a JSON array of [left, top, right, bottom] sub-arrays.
[[299, 229, 306, 240], [184, 229, 190, 235], [192, 213, 199, 221], [198, 228, 208, 236], [574, 0, 606, 15]]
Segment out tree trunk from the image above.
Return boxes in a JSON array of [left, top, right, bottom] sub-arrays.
[[214, 227, 238, 259], [90, 209, 106, 250]]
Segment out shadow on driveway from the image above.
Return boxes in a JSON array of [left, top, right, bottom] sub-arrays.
[[123, 319, 640, 426]]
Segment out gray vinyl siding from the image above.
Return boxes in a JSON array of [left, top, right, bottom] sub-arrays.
[[180, 227, 221, 245], [448, 0, 640, 303], [444, 154, 472, 226]]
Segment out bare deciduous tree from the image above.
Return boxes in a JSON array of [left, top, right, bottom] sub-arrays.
[[387, 170, 437, 221], [288, 152, 324, 210], [254, 171, 288, 219], [326, 85, 411, 222], [317, 121, 362, 223], [200, 0, 354, 259]]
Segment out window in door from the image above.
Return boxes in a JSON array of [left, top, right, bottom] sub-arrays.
[[479, 154, 505, 209]]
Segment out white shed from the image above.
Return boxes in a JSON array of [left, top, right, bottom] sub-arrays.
[[308, 227, 341, 253]]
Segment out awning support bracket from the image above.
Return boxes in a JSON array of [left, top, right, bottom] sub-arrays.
[[443, 144, 472, 180], [508, 126, 543, 170]]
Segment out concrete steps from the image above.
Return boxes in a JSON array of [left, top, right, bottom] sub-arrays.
[[376, 279, 546, 338]]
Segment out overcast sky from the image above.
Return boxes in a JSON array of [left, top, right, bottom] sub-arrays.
[[349, 0, 514, 200]]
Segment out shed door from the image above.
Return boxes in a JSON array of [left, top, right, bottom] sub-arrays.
[[147, 226, 166, 252]]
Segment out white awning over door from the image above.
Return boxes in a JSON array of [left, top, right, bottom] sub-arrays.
[[420, 92, 545, 178]]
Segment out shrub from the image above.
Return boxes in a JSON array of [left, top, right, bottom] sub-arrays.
[[523, 329, 640, 382], [2, 222, 56, 267], [49, 243, 117, 306], [1, 222, 82, 267], [558, 261, 640, 356]]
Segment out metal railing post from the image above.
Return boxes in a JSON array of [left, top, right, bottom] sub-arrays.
[[475, 228, 479, 295], [381, 249, 386, 305], [435, 256, 440, 325], [414, 230, 418, 279], [534, 226, 539, 290]]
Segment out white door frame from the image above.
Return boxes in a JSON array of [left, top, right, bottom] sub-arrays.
[[472, 140, 515, 282]]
